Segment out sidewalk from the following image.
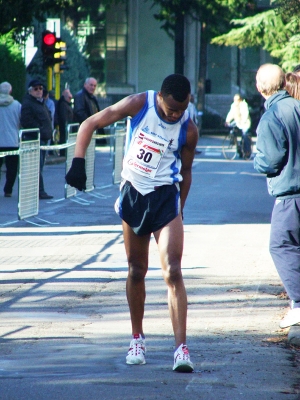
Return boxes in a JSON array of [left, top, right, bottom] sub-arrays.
[[0, 140, 299, 399]]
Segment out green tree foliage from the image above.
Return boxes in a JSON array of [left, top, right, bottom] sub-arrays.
[[0, 0, 73, 35], [149, 0, 256, 40], [211, 2, 300, 72], [0, 0, 124, 37], [275, 0, 300, 20], [0, 31, 26, 102]]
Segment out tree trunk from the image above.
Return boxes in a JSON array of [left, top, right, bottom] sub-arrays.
[[197, 24, 207, 113], [174, 12, 184, 74]]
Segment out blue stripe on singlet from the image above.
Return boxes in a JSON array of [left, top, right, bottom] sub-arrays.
[[170, 117, 189, 182], [125, 92, 149, 155]]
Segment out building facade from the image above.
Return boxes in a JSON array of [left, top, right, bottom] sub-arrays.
[[67, 0, 273, 128]]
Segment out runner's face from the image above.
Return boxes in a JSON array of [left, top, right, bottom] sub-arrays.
[[157, 93, 189, 123]]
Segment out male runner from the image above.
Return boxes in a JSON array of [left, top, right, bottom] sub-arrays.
[[66, 74, 198, 372]]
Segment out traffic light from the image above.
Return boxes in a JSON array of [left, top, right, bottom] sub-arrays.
[[41, 31, 67, 69], [42, 31, 56, 67], [54, 41, 67, 68]]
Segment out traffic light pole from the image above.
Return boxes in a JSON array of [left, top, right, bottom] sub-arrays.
[[54, 63, 61, 100], [47, 66, 53, 90]]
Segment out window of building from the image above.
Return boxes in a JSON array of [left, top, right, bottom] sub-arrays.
[[105, 2, 128, 84], [75, 1, 128, 86]]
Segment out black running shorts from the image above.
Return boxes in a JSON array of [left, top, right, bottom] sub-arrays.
[[116, 181, 181, 236]]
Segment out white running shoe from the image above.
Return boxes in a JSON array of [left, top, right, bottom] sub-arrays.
[[173, 343, 194, 372], [279, 308, 300, 328], [126, 334, 146, 365]]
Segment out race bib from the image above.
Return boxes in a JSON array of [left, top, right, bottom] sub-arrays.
[[125, 130, 168, 178]]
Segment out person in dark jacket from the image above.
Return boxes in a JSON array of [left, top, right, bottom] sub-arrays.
[[20, 79, 53, 200], [254, 63, 300, 329], [56, 88, 73, 157], [74, 77, 105, 144], [74, 77, 99, 123]]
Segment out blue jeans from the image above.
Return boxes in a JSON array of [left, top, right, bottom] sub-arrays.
[[0, 147, 19, 194], [242, 132, 251, 154], [270, 197, 300, 304]]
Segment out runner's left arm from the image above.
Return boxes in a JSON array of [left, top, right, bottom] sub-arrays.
[[179, 120, 199, 213]]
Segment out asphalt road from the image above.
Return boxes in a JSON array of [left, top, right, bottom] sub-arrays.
[[0, 134, 274, 228], [0, 135, 299, 400]]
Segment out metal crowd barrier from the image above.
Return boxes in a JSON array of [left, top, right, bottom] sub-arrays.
[[1, 121, 127, 221], [85, 131, 96, 192], [18, 129, 40, 220], [93, 119, 127, 184], [40, 123, 96, 196]]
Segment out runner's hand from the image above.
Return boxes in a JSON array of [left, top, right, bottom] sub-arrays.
[[65, 157, 87, 191]]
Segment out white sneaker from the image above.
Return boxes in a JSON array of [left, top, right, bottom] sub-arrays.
[[279, 308, 300, 328], [173, 343, 194, 372], [126, 334, 146, 365]]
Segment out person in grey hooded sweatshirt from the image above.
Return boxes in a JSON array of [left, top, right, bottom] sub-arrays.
[[0, 81, 21, 197]]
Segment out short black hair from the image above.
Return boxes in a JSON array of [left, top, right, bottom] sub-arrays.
[[293, 64, 300, 73], [161, 74, 191, 102]]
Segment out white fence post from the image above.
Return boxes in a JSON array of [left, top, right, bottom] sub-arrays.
[[18, 128, 40, 220]]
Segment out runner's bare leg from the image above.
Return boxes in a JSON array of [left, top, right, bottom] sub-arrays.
[[122, 220, 151, 336], [154, 215, 187, 348]]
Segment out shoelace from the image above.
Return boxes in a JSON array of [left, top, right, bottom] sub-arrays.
[[181, 345, 190, 359], [128, 340, 145, 355], [175, 345, 190, 362]]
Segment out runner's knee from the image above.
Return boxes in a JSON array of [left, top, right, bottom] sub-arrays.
[[162, 264, 182, 285], [128, 263, 148, 282]]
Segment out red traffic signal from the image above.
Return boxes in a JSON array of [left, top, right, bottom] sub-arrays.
[[43, 32, 56, 47], [41, 31, 67, 69], [42, 30, 57, 67]]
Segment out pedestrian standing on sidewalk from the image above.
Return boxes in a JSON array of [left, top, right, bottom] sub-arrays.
[[20, 79, 53, 200], [0, 81, 21, 197], [254, 63, 300, 328], [43, 89, 55, 130], [187, 94, 198, 126], [66, 74, 198, 372], [73, 77, 99, 124], [56, 88, 73, 157], [43, 89, 56, 155], [74, 77, 105, 144]]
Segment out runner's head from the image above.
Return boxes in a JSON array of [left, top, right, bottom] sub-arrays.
[[157, 74, 191, 122], [160, 74, 191, 103]]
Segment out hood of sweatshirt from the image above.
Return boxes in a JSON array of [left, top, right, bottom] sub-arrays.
[[0, 93, 14, 107]]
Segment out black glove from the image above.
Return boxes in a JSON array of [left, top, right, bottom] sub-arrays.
[[65, 158, 87, 191]]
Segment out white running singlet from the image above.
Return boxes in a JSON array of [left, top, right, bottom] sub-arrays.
[[121, 90, 189, 195]]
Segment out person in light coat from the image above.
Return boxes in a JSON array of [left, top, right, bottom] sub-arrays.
[[0, 81, 21, 197]]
